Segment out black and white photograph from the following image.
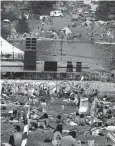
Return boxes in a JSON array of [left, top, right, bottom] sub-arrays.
[[1, 0, 115, 146]]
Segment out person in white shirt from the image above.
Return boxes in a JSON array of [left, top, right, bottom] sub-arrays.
[[40, 99, 47, 113]]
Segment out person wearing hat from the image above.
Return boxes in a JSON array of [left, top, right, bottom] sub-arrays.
[[9, 125, 23, 146]]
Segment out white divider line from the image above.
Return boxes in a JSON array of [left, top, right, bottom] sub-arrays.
[[21, 99, 30, 146], [1, 104, 30, 107]]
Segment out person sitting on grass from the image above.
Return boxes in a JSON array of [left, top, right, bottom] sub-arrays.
[[61, 131, 79, 146], [74, 113, 80, 124], [40, 99, 47, 113], [56, 115, 62, 124], [103, 106, 108, 118], [9, 125, 23, 146], [29, 119, 38, 131], [13, 109, 17, 118], [78, 114, 86, 126], [106, 109, 112, 119], [68, 93, 75, 106], [9, 110, 15, 123], [38, 113, 49, 129], [52, 124, 63, 146]]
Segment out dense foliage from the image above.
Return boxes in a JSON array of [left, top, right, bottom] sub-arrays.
[[15, 14, 30, 34], [1, 1, 56, 38], [1, 1, 30, 38], [27, 1, 56, 15], [95, 1, 115, 21]]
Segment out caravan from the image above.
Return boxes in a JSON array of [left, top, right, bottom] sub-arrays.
[[50, 11, 63, 17]]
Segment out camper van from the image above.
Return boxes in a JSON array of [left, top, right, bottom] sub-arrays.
[[50, 11, 63, 17]]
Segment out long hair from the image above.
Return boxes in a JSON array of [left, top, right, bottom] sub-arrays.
[[69, 131, 76, 138], [54, 124, 63, 134]]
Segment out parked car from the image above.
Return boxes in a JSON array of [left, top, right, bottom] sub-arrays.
[[50, 11, 63, 17]]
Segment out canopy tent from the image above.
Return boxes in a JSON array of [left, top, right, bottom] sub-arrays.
[[0, 37, 24, 60], [61, 27, 72, 35], [3, 19, 10, 23], [82, 20, 92, 27]]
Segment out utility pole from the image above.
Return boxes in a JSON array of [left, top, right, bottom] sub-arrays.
[[61, 39, 63, 61], [91, 22, 94, 43], [60, 35, 64, 61]]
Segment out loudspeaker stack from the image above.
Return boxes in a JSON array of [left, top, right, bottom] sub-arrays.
[[24, 38, 37, 70]]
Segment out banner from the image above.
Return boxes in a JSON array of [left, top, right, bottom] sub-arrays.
[[1, 80, 115, 93]]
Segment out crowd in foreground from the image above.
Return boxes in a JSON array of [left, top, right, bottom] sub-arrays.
[[1, 83, 115, 146]]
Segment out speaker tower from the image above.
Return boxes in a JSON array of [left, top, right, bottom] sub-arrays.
[[67, 61, 73, 72], [44, 61, 57, 71], [24, 38, 37, 70], [76, 62, 82, 72]]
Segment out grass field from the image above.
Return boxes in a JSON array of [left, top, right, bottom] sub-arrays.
[[9, 16, 115, 70]]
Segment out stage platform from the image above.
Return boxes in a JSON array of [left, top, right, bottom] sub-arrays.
[[1, 60, 107, 73]]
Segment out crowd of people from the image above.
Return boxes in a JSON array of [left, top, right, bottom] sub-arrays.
[[1, 80, 115, 146]]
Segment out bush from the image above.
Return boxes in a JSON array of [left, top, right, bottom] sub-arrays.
[[1, 11, 18, 21], [16, 15, 30, 34]]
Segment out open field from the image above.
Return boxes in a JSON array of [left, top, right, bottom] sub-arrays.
[[10, 16, 115, 70]]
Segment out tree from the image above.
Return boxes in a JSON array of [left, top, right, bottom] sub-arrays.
[[27, 1, 56, 15], [16, 14, 30, 34], [1, 1, 18, 21], [95, 1, 115, 21], [1, 22, 11, 39]]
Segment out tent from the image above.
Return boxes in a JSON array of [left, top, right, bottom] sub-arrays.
[[82, 20, 92, 27], [0, 37, 24, 60], [61, 27, 72, 35], [3, 19, 10, 23]]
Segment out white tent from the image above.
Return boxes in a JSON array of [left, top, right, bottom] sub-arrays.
[[82, 20, 92, 27], [3, 19, 10, 23], [61, 27, 72, 35], [0, 37, 24, 59]]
